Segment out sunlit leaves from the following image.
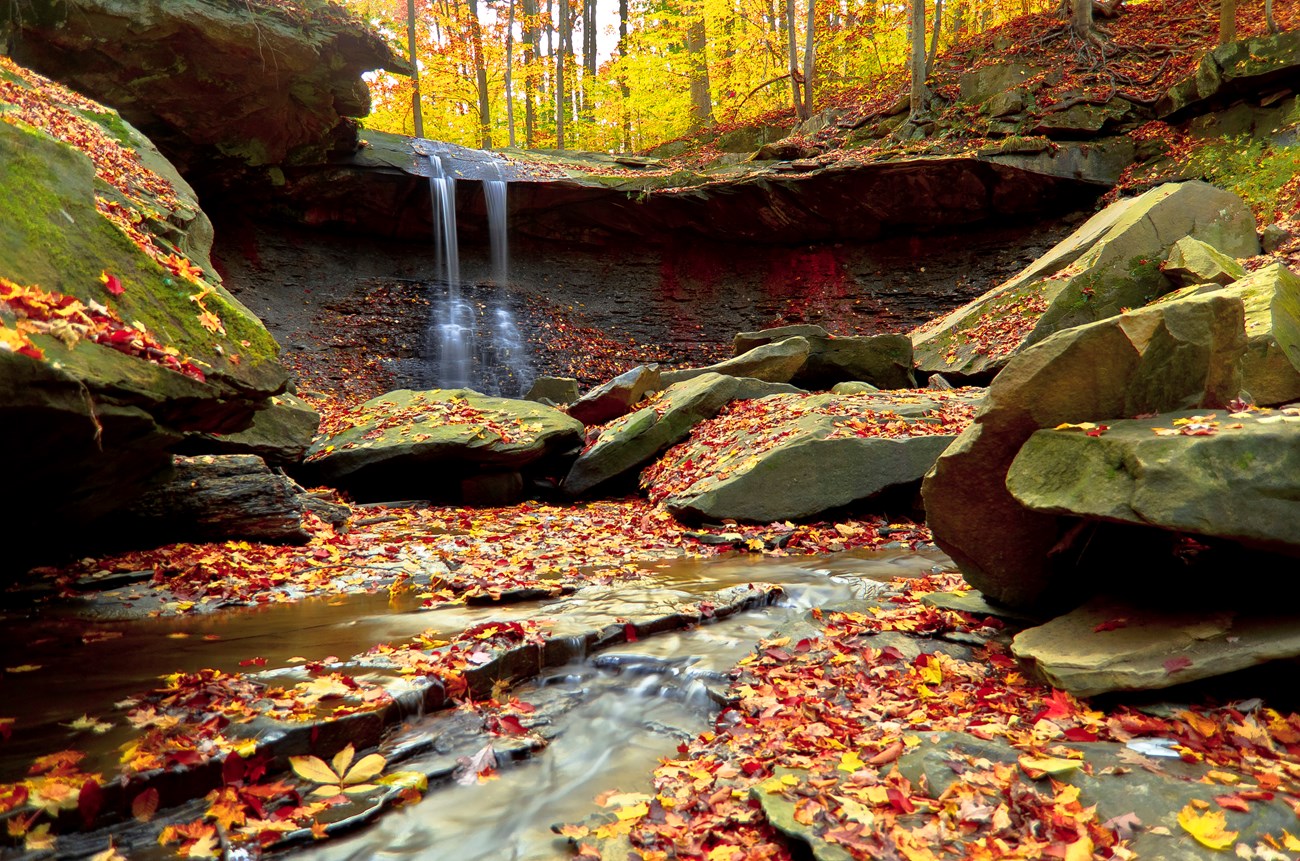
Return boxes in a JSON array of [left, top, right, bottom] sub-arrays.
[[290, 744, 387, 796], [1177, 803, 1239, 850]]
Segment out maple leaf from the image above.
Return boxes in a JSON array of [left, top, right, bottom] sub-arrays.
[[63, 714, 113, 734], [1177, 803, 1238, 850], [99, 270, 124, 296], [90, 841, 128, 861], [289, 744, 386, 796]]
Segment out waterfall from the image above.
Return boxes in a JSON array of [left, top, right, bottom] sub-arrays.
[[423, 148, 532, 397]]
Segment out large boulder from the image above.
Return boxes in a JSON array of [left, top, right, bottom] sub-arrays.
[[1007, 407, 1300, 553], [563, 373, 745, 497], [303, 389, 584, 502], [0, 60, 286, 560], [912, 182, 1259, 379], [567, 364, 663, 426], [731, 325, 916, 389], [1160, 236, 1246, 288], [1158, 262, 1300, 406], [6, 0, 404, 181], [921, 291, 1248, 611], [179, 392, 321, 465], [1013, 598, 1300, 697], [660, 337, 811, 387], [1159, 30, 1300, 119], [644, 388, 983, 523]]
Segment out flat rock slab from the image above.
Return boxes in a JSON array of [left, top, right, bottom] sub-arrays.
[[660, 337, 812, 387], [912, 181, 1258, 378], [305, 389, 583, 501], [1013, 597, 1300, 696], [1007, 406, 1300, 552], [565, 373, 745, 496], [645, 388, 984, 523]]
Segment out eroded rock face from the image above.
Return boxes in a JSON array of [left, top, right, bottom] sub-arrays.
[[644, 388, 984, 523], [1, 67, 287, 559], [731, 325, 916, 389], [6, 0, 403, 180], [912, 181, 1259, 380], [1158, 262, 1300, 406], [1007, 407, 1300, 553], [1013, 598, 1300, 697], [1159, 29, 1300, 119], [921, 291, 1247, 611], [303, 389, 584, 502]]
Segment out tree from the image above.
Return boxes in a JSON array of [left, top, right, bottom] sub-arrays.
[[687, 14, 714, 130], [618, 0, 632, 150], [523, 0, 539, 146], [555, 0, 568, 147], [407, 0, 425, 138], [504, 0, 517, 146], [1219, 0, 1236, 44], [908, 0, 927, 122], [1070, 0, 1092, 36], [466, 0, 493, 148], [785, 0, 806, 120], [802, 0, 814, 118]]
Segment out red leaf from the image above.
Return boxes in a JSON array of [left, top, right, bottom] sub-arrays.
[[765, 648, 791, 662], [887, 787, 915, 813], [624, 623, 638, 643], [78, 779, 103, 828], [239, 657, 268, 667], [1163, 656, 1193, 674], [1214, 794, 1250, 812], [1094, 618, 1128, 632], [100, 271, 125, 296], [491, 715, 528, 736], [132, 787, 159, 822]]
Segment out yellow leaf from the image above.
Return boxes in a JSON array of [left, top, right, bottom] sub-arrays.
[[838, 750, 864, 773], [1177, 804, 1238, 850], [63, 714, 113, 734], [378, 771, 428, 792], [25, 823, 55, 851], [331, 744, 355, 779], [1064, 835, 1093, 861], [90, 842, 128, 861], [343, 753, 387, 785], [1018, 755, 1083, 779], [707, 847, 742, 861], [1282, 830, 1300, 852], [615, 802, 649, 821], [290, 755, 341, 785]]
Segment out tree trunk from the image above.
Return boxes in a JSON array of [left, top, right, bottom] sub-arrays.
[[1219, 0, 1236, 43], [1266, 0, 1278, 32], [505, 0, 517, 147], [582, 0, 597, 120], [556, 0, 567, 148], [926, 0, 943, 75], [1071, 0, 1092, 36], [618, 0, 632, 150], [466, 0, 493, 148], [908, 0, 927, 121], [785, 0, 804, 119], [802, 0, 815, 118], [686, 16, 714, 130], [524, 0, 538, 146], [407, 0, 425, 138]]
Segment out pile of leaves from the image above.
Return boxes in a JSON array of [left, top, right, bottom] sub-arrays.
[[642, 390, 981, 504], [564, 571, 1300, 860], [0, 276, 208, 380], [311, 392, 550, 455]]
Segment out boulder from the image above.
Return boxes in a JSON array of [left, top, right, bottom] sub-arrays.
[[645, 388, 983, 523], [912, 181, 1259, 379], [0, 63, 286, 562], [1013, 598, 1300, 696], [117, 454, 311, 544], [660, 337, 811, 386], [564, 373, 745, 497], [831, 381, 880, 394], [729, 327, 915, 389], [1158, 262, 1300, 406], [6, 0, 405, 181], [921, 291, 1248, 611], [1007, 407, 1300, 552], [181, 392, 321, 465], [958, 64, 1040, 105], [525, 376, 581, 405], [304, 389, 584, 502], [1160, 236, 1246, 288], [1159, 30, 1300, 119], [567, 364, 663, 426]]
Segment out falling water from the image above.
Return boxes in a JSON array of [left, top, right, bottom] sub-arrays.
[[423, 150, 532, 396]]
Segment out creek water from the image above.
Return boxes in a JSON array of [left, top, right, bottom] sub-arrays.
[[295, 549, 948, 861]]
